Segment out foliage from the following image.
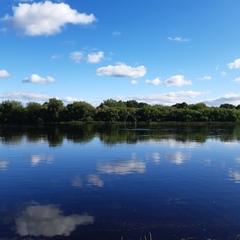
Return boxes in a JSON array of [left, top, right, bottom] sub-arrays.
[[1, 99, 240, 124]]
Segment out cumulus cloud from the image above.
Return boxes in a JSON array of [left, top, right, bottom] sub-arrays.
[[97, 160, 146, 175], [2, 1, 96, 36], [63, 96, 83, 103], [130, 80, 138, 85], [203, 76, 212, 80], [87, 51, 104, 63], [167, 37, 190, 42], [15, 204, 94, 237], [96, 63, 146, 78], [0, 70, 10, 78], [227, 58, 240, 69], [51, 54, 63, 59], [198, 76, 212, 80], [203, 93, 240, 106], [112, 30, 121, 36], [70, 51, 83, 63], [0, 91, 83, 104], [0, 92, 52, 101], [117, 90, 205, 105], [234, 77, 240, 82], [146, 77, 161, 85], [23, 74, 55, 84], [164, 75, 192, 87]]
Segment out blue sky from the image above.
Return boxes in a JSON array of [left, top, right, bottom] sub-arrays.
[[0, 0, 240, 107]]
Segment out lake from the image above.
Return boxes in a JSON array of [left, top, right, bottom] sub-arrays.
[[0, 123, 240, 240]]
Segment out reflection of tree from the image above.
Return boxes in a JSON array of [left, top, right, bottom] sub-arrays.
[[98, 124, 145, 145], [0, 127, 23, 144], [15, 204, 94, 237], [1, 123, 240, 146], [65, 124, 95, 143], [47, 127, 64, 147]]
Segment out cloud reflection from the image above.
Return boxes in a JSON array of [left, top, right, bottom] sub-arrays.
[[87, 174, 104, 187], [15, 204, 94, 237], [0, 161, 9, 170], [229, 169, 240, 183], [27, 155, 54, 166], [166, 152, 190, 165], [71, 175, 83, 188], [235, 158, 240, 164], [146, 152, 161, 163], [97, 160, 146, 175]]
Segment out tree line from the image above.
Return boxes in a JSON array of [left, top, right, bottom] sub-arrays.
[[1, 98, 240, 124]]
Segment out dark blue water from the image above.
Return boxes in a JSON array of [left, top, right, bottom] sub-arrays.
[[0, 124, 240, 240]]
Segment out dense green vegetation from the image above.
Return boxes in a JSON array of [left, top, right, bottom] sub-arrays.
[[1, 98, 240, 124]]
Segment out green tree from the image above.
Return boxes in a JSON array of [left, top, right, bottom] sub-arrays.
[[46, 98, 64, 122], [220, 103, 236, 109], [126, 100, 139, 108], [67, 101, 95, 121], [0, 100, 25, 124], [26, 102, 44, 124]]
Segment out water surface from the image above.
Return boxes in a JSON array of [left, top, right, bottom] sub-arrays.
[[0, 124, 240, 239]]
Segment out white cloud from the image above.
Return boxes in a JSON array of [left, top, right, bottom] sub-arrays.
[[0, 91, 84, 104], [70, 51, 83, 63], [63, 96, 83, 103], [96, 63, 146, 78], [203, 76, 212, 80], [167, 37, 190, 42], [2, 1, 96, 36], [204, 93, 240, 106], [0, 92, 52, 101], [112, 30, 121, 36], [234, 77, 240, 82], [164, 75, 192, 87], [97, 160, 146, 175], [87, 51, 104, 63], [23, 74, 55, 84], [198, 76, 212, 80], [51, 54, 63, 59], [117, 91, 205, 105], [228, 58, 240, 69], [146, 77, 161, 85], [130, 80, 138, 85], [0, 70, 10, 78], [15, 204, 94, 237]]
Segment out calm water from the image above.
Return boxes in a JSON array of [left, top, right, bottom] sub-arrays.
[[0, 124, 240, 240]]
